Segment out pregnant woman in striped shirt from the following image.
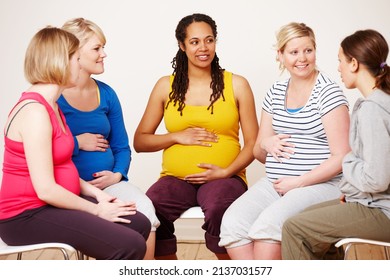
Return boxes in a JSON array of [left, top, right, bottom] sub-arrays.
[[219, 22, 351, 260]]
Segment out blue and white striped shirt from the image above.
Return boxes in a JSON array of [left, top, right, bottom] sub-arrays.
[[262, 72, 348, 182]]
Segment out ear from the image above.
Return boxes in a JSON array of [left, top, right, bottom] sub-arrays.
[[277, 50, 283, 64], [350, 57, 359, 72], [179, 42, 186, 52]]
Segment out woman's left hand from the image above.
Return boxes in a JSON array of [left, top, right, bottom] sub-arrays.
[[184, 163, 228, 184], [273, 176, 304, 196], [88, 171, 122, 190], [95, 192, 137, 209]]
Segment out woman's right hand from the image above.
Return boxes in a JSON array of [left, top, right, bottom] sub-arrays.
[[261, 134, 295, 162], [96, 198, 137, 223], [76, 133, 109, 152], [173, 127, 218, 146]]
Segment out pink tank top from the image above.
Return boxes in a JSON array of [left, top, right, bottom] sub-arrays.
[[0, 92, 81, 219]]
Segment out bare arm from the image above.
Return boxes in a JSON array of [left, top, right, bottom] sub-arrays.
[[298, 105, 351, 185], [253, 110, 273, 164], [21, 104, 134, 223], [133, 76, 178, 152], [224, 74, 259, 177], [22, 104, 98, 213], [133, 76, 217, 153]]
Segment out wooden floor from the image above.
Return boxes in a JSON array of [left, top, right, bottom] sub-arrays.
[[342, 243, 388, 260], [0, 240, 388, 260], [0, 240, 217, 260]]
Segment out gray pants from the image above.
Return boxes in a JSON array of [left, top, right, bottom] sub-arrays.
[[219, 177, 341, 248], [282, 199, 390, 259], [104, 181, 160, 231]]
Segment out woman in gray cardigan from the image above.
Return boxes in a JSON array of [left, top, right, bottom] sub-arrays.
[[281, 29, 390, 260]]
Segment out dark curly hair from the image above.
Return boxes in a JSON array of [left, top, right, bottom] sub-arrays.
[[166, 13, 225, 115]]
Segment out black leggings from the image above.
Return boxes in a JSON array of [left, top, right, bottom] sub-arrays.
[[0, 197, 151, 260]]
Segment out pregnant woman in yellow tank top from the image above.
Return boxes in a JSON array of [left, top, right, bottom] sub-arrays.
[[134, 13, 258, 260]]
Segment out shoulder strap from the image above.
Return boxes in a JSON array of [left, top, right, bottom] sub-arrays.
[[5, 101, 40, 136]]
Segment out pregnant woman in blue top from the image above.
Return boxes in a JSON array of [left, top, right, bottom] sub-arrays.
[[58, 18, 160, 259]]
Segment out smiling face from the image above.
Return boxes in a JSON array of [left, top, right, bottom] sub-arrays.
[[279, 36, 316, 79], [180, 21, 216, 70], [78, 33, 106, 75]]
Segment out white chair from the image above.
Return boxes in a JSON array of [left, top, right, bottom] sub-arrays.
[[0, 237, 80, 260], [176, 206, 205, 241], [335, 238, 390, 260], [179, 206, 205, 219]]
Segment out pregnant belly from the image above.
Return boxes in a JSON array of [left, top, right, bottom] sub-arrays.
[[161, 139, 240, 179]]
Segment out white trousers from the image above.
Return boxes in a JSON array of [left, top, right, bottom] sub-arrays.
[[219, 177, 341, 248]]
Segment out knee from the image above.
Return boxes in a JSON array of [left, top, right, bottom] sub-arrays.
[[219, 209, 252, 249], [121, 234, 147, 260], [127, 212, 152, 241], [282, 217, 291, 232], [282, 216, 300, 239], [138, 213, 153, 240], [145, 187, 158, 204], [219, 207, 247, 241], [102, 231, 147, 260], [142, 208, 160, 231], [220, 207, 236, 230], [145, 188, 166, 212], [205, 202, 231, 223]]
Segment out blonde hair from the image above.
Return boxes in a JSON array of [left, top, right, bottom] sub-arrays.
[[275, 22, 316, 71], [62, 17, 106, 48], [24, 26, 79, 85]]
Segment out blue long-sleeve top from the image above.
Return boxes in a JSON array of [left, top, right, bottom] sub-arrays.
[[58, 79, 130, 181]]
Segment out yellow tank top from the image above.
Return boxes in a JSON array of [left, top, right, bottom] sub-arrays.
[[161, 71, 247, 184]]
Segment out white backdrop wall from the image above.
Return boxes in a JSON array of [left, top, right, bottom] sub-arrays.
[[0, 0, 389, 192]]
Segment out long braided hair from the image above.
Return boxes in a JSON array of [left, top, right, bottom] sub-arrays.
[[166, 13, 225, 115]]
